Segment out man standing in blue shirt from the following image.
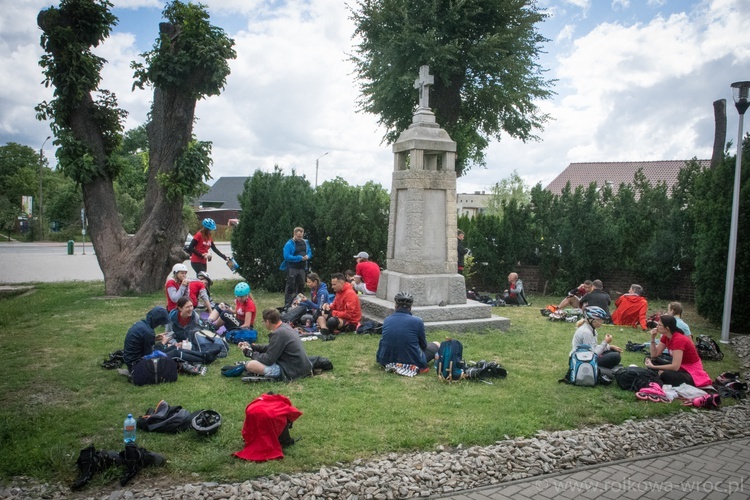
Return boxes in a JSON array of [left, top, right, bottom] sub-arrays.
[[280, 227, 312, 309]]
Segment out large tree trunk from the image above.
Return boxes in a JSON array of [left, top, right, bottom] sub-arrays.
[[39, 11, 194, 295], [711, 99, 727, 169]]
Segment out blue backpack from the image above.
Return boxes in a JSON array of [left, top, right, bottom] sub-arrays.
[[568, 345, 598, 386], [225, 328, 258, 344], [436, 339, 465, 381]]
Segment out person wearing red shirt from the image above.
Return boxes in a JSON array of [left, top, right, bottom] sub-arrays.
[[186, 218, 229, 276], [317, 273, 361, 337], [208, 282, 256, 331], [645, 315, 711, 387], [188, 272, 213, 311], [353, 251, 380, 295], [165, 263, 190, 312]]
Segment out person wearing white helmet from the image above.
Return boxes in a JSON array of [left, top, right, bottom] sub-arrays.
[[186, 218, 229, 277], [165, 263, 190, 312], [571, 306, 622, 369]]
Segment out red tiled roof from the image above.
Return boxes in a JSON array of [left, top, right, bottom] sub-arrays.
[[545, 160, 711, 195]]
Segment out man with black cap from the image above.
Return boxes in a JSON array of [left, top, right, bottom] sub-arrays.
[[376, 292, 440, 373]]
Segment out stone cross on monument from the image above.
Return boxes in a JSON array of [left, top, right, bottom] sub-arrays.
[[414, 65, 434, 109], [358, 66, 509, 333]]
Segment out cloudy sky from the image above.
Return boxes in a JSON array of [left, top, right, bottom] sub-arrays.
[[1, 0, 748, 194]]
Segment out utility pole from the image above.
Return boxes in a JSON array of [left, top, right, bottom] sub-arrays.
[[39, 136, 51, 241], [315, 152, 329, 188]]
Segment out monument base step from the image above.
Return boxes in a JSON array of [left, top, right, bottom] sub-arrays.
[[360, 295, 510, 333]]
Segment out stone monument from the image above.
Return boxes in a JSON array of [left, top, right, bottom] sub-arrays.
[[359, 66, 509, 333]]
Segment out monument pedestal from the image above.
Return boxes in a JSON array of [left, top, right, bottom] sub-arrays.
[[362, 65, 509, 334]]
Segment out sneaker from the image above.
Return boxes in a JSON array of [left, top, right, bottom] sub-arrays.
[[716, 372, 741, 385], [241, 375, 278, 383], [178, 362, 204, 376]]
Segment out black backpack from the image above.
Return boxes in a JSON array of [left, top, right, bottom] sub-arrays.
[[356, 320, 383, 334], [137, 400, 196, 433], [131, 357, 178, 386], [696, 335, 724, 361], [613, 366, 662, 391]]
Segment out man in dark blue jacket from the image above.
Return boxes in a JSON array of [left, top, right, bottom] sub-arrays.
[[123, 306, 170, 371], [376, 292, 440, 372]]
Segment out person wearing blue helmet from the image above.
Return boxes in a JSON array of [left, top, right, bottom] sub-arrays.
[[186, 218, 229, 276], [570, 306, 622, 369], [208, 281, 257, 332]]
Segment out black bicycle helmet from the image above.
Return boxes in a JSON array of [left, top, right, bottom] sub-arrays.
[[394, 291, 414, 308], [191, 410, 222, 436]]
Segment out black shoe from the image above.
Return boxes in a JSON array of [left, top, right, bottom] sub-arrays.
[[119, 444, 165, 487], [178, 361, 205, 376], [71, 445, 122, 490], [71, 445, 97, 490], [320, 334, 336, 342]]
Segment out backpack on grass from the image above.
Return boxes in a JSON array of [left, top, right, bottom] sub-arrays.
[[696, 335, 723, 361], [565, 345, 598, 386], [436, 339, 465, 381], [192, 330, 229, 359], [613, 366, 662, 391], [225, 328, 258, 344], [136, 400, 195, 433], [131, 357, 178, 386]]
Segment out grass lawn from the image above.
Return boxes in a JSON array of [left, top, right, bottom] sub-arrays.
[[0, 281, 739, 487]]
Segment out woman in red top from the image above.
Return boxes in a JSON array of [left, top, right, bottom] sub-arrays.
[[207, 282, 256, 332], [645, 315, 711, 387], [186, 218, 229, 276], [165, 263, 190, 312]]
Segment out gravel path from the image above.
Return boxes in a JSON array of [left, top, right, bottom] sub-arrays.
[[3, 336, 749, 500]]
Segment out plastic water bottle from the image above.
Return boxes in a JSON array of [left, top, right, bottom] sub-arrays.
[[124, 414, 136, 444]]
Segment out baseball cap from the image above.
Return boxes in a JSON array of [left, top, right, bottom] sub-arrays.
[[354, 251, 369, 259]]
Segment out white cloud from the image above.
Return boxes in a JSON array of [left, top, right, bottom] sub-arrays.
[[556, 24, 576, 43], [563, 0, 591, 9], [611, 0, 630, 10]]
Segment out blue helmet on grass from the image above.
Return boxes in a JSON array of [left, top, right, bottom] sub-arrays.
[[202, 218, 216, 231], [234, 282, 250, 297]]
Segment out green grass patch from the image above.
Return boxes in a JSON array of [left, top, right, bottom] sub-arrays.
[[0, 284, 739, 486]]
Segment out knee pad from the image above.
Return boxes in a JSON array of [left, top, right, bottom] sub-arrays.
[[326, 316, 340, 331]]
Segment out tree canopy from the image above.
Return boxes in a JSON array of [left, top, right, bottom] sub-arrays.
[[349, 0, 554, 176], [36, 0, 235, 294]]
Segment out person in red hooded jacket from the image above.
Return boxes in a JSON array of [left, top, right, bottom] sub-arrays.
[[317, 273, 361, 337], [611, 284, 649, 330]]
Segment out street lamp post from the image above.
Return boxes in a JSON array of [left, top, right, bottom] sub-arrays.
[[315, 152, 329, 188], [720, 81, 750, 343], [39, 136, 51, 241]]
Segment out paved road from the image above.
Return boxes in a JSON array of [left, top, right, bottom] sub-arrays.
[[0, 241, 237, 284], [436, 437, 750, 500]]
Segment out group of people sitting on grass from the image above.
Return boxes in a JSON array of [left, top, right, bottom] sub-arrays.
[[556, 279, 654, 331], [572, 301, 710, 389]]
